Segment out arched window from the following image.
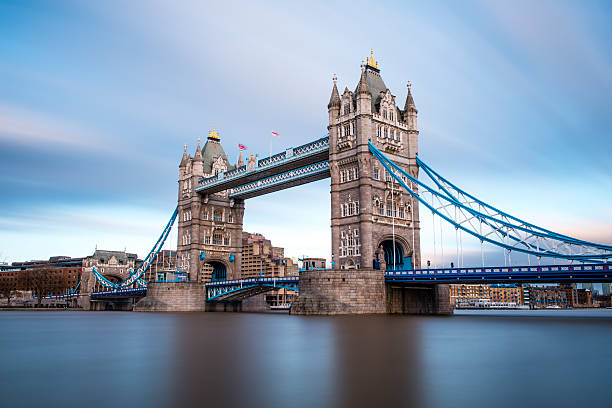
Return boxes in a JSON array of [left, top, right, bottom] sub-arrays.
[[384, 128, 388, 138], [390, 111, 394, 121]]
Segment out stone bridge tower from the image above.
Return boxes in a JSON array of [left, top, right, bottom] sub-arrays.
[[328, 51, 421, 271], [177, 128, 245, 282]]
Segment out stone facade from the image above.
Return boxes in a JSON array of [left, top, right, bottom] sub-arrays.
[[328, 51, 421, 271], [177, 129, 245, 283]]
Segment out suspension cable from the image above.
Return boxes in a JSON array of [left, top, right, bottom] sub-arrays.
[[432, 192, 436, 268], [410, 180, 416, 268], [392, 170, 396, 270]]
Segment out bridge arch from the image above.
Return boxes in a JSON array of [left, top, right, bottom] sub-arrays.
[[377, 235, 412, 270], [201, 259, 229, 282]]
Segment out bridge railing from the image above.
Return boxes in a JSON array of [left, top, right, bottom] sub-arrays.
[[198, 136, 329, 190], [386, 263, 610, 277]]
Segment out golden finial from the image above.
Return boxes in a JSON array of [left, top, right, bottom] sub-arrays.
[[208, 126, 220, 140], [184, 144, 187, 153], [366, 49, 379, 69]]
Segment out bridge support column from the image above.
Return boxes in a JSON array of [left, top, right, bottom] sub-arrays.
[[386, 284, 452, 315], [134, 282, 206, 312], [291, 270, 453, 315], [290, 269, 387, 315]]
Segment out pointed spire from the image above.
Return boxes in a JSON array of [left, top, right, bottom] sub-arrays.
[[328, 74, 340, 109], [180, 144, 189, 167], [404, 81, 416, 111], [356, 69, 370, 96], [237, 150, 244, 167], [193, 137, 203, 161]]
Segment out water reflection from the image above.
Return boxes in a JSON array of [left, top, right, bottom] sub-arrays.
[[1, 310, 611, 408]]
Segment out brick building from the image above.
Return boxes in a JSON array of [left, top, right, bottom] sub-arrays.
[[449, 284, 490, 307], [527, 285, 569, 308], [489, 284, 522, 306], [1, 256, 83, 302]]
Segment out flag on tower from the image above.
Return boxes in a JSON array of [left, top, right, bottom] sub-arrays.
[[271, 131, 280, 137], [238, 143, 247, 150]]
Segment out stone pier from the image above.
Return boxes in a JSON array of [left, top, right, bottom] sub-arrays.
[[290, 269, 452, 315], [290, 269, 387, 315], [134, 282, 206, 312]]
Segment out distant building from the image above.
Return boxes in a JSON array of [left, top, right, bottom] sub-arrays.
[[302, 257, 326, 270], [527, 285, 569, 308], [489, 284, 522, 306], [146, 250, 177, 282], [241, 232, 300, 306], [1, 256, 83, 304], [81, 250, 139, 294], [449, 284, 490, 307]]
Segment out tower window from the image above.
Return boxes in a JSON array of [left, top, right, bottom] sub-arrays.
[[344, 103, 350, 115], [373, 168, 379, 180], [214, 211, 222, 222], [383, 110, 387, 119], [377, 126, 382, 137], [384, 128, 388, 138], [390, 111, 394, 121]]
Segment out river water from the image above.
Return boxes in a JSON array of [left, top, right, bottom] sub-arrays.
[[1, 309, 611, 408]]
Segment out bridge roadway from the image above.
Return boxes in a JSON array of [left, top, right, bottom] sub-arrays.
[[196, 136, 330, 198]]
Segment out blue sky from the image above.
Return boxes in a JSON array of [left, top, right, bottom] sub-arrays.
[[1, 0, 611, 266]]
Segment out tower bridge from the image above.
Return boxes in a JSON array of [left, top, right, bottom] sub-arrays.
[[85, 51, 612, 314]]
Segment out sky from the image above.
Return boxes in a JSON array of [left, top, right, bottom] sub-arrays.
[[1, 0, 611, 267]]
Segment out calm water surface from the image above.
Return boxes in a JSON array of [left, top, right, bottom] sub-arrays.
[[1, 309, 611, 408]]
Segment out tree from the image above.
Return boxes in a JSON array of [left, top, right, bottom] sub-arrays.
[[0, 275, 16, 306], [18, 269, 70, 307]]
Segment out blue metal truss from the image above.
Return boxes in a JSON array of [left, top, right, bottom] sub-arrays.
[[229, 161, 329, 198], [369, 141, 612, 263], [197, 136, 329, 193], [91, 287, 147, 298], [92, 207, 178, 291], [206, 276, 299, 301]]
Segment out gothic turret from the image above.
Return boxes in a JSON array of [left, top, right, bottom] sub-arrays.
[[403, 82, 418, 131], [192, 137, 204, 176], [355, 67, 371, 114], [179, 144, 189, 168], [328, 74, 341, 123], [237, 150, 244, 167]]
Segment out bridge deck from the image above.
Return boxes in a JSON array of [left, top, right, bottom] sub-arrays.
[[196, 137, 329, 196], [386, 263, 612, 284]]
